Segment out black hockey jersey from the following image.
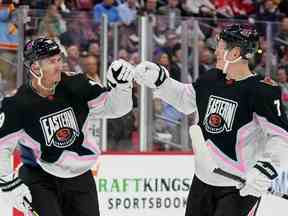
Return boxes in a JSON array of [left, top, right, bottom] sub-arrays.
[[195, 69, 288, 160], [0, 73, 132, 178], [155, 68, 288, 186]]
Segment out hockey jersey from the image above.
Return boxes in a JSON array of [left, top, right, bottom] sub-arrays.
[[155, 68, 288, 186], [0, 73, 132, 178]]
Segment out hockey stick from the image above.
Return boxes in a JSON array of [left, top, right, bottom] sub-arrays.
[[24, 196, 40, 216], [213, 167, 288, 200], [0, 177, 40, 216], [189, 125, 288, 200]]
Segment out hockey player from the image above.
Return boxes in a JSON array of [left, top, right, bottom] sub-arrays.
[[0, 38, 133, 216], [134, 24, 288, 215]]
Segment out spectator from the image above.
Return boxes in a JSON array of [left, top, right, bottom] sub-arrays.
[[185, 0, 215, 15], [118, 49, 129, 61], [254, 52, 268, 78], [155, 51, 171, 71], [278, 0, 288, 16], [23, 0, 49, 9], [125, 33, 139, 53], [118, 22, 138, 53], [66, 44, 83, 74], [138, 0, 158, 26], [198, 46, 214, 77], [81, 54, 101, 83], [280, 48, 288, 66], [77, 12, 98, 45], [206, 26, 221, 50], [159, 31, 180, 58], [275, 16, 288, 59], [73, 0, 95, 11], [0, 3, 18, 50], [170, 43, 182, 81], [143, 0, 158, 14], [52, 0, 71, 14], [254, 36, 277, 78], [255, 0, 283, 21], [117, 0, 137, 25], [107, 112, 135, 151], [153, 17, 169, 47], [177, 19, 205, 42], [59, 18, 80, 47], [276, 66, 288, 117], [38, 5, 66, 38], [93, 0, 121, 24], [88, 40, 101, 57], [59, 12, 97, 50], [254, 0, 283, 35], [158, 0, 182, 30], [129, 52, 140, 65], [213, 0, 255, 18]]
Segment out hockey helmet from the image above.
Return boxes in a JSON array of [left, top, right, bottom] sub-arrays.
[[24, 38, 61, 66], [219, 24, 259, 59]]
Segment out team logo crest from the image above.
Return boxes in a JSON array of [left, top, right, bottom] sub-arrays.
[[204, 95, 238, 134], [40, 107, 80, 148]]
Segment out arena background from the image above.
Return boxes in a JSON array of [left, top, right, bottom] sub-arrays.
[[0, 1, 287, 215]]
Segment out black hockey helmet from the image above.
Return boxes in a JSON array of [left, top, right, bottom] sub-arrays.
[[24, 38, 61, 66], [219, 24, 259, 59]]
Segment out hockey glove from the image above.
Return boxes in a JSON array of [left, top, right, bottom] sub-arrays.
[[107, 59, 134, 89], [239, 161, 278, 197], [134, 61, 169, 88], [0, 173, 32, 213]]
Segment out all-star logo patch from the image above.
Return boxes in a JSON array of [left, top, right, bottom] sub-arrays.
[[40, 107, 79, 148], [203, 95, 238, 134]]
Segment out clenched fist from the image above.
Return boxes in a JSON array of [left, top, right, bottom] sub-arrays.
[[107, 59, 134, 89], [134, 61, 169, 88]]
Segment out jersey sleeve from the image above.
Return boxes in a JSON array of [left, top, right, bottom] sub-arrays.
[[252, 83, 288, 170], [154, 77, 197, 115], [61, 73, 133, 118], [252, 83, 288, 131], [0, 97, 23, 177]]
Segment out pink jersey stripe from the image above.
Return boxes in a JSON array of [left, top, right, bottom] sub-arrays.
[[87, 92, 109, 109]]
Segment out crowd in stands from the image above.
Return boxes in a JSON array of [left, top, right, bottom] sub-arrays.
[[0, 0, 288, 151]]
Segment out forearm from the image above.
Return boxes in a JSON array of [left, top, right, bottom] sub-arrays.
[[259, 135, 288, 169], [89, 87, 133, 118], [154, 78, 197, 115]]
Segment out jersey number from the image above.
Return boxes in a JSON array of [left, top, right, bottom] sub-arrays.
[[274, 100, 281, 117]]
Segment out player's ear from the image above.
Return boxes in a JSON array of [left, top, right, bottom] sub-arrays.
[[232, 47, 241, 59], [30, 62, 41, 77]]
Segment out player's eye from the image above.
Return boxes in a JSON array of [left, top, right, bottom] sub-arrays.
[[49, 56, 63, 64]]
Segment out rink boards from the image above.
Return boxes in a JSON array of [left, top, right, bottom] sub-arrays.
[[1, 153, 288, 216]]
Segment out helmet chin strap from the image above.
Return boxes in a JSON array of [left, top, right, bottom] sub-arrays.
[[223, 50, 242, 75], [30, 63, 58, 94]]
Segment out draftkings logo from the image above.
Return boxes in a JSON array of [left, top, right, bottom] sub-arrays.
[[40, 107, 80, 148], [203, 95, 238, 134]]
